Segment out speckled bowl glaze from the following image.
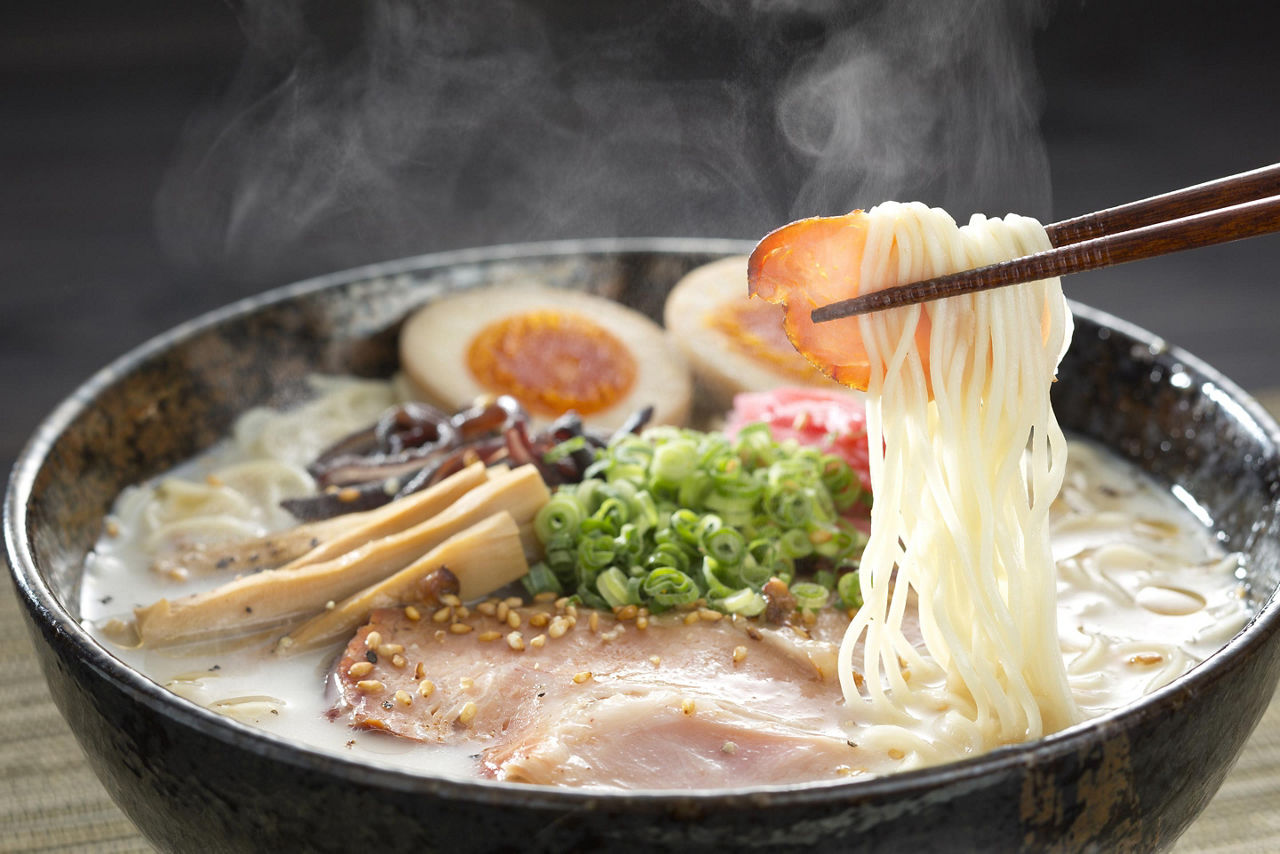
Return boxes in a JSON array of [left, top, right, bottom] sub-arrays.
[[6, 239, 1280, 853]]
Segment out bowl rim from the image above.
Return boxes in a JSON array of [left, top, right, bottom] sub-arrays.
[[6, 236, 1280, 809]]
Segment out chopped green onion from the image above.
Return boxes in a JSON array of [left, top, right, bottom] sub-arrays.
[[577, 533, 616, 571], [596, 567, 634, 609], [791, 581, 829, 611], [838, 570, 864, 610], [544, 436, 589, 464], [702, 526, 746, 567], [642, 567, 700, 609], [719, 587, 766, 616], [779, 527, 813, 560], [530, 423, 871, 616], [521, 562, 563, 597], [534, 493, 584, 543]]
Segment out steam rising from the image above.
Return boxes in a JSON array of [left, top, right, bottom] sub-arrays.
[[156, 0, 1052, 282]]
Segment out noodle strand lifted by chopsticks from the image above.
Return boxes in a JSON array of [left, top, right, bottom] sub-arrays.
[[835, 202, 1079, 768]]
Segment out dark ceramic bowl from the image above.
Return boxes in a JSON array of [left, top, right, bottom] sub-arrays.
[[6, 239, 1280, 853]]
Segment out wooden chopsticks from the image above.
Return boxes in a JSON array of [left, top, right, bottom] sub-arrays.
[[810, 163, 1280, 323]]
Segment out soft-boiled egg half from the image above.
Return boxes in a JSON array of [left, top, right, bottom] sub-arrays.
[[663, 256, 845, 411], [400, 284, 692, 431]]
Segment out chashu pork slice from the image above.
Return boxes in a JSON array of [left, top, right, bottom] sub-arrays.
[[330, 603, 873, 789]]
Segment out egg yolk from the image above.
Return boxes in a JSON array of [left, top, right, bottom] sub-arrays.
[[466, 309, 636, 416], [708, 299, 823, 383]]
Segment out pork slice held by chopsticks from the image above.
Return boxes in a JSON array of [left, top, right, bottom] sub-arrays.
[[281, 511, 527, 651], [150, 463, 488, 579], [133, 465, 549, 647]]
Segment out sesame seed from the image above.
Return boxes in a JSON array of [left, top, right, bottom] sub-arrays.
[[449, 623, 474, 634], [505, 596, 523, 608], [888, 748, 905, 760], [649, 655, 661, 666], [377, 643, 405, 657], [802, 610, 817, 627], [507, 631, 525, 651], [496, 601, 510, 623], [459, 676, 474, 690], [324, 600, 336, 611], [529, 612, 550, 628], [356, 680, 384, 694], [721, 741, 737, 755], [636, 616, 648, 630], [348, 661, 374, 678], [414, 662, 425, 679], [477, 630, 502, 642], [404, 605, 422, 621], [565, 604, 578, 619], [698, 608, 723, 622], [391, 654, 407, 669], [588, 612, 599, 633], [506, 611, 521, 629], [441, 594, 462, 608], [836, 765, 854, 777], [394, 690, 412, 707], [417, 680, 436, 698], [105, 520, 121, 538], [681, 699, 696, 716], [1129, 653, 1164, 666], [684, 613, 700, 626], [555, 597, 570, 611], [432, 606, 452, 623], [457, 701, 478, 727], [732, 645, 748, 664], [615, 604, 638, 621], [365, 631, 382, 649], [530, 634, 546, 649], [548, 617, 569, 639], [477, 600, 498, 616], [434, 630, 446, 643], [455, 605, 471, 620], [205, 474, 224, 487], [534, 592, 557, 603], [573, 671, 593, 684]]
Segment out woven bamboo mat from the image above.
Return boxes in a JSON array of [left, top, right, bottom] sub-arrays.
[[4, 393, 1280, 852]]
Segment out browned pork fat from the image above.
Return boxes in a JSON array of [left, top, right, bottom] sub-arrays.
[[330, 602, 868, 788]]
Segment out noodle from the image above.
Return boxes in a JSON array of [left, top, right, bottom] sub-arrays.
[[112, 376, 399, 560], [836, 202, 1079, 766]]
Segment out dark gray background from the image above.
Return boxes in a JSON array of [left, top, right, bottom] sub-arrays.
[[3, 0, 1279, 479]]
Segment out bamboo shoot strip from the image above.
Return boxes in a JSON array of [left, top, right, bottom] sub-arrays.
[[133, 465, 549, 646], [282, 511, 527, 650], [279, 463, 487, 570]]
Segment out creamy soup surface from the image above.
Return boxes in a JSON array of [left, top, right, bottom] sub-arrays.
[[80, 376, 1251, 786]]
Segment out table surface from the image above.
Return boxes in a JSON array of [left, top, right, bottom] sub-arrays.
[[3, 1, 1279, 850]]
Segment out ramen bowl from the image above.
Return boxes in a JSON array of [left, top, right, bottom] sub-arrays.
[[6, 239, 1280, 852]]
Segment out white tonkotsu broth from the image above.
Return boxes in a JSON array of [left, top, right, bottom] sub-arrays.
[[80, 334, 1249, 785]]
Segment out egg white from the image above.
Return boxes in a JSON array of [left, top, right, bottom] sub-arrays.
[[664, 256, 842, 412], [400, 284, 692, 432]]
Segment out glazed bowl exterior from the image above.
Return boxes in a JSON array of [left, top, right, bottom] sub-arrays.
[[7, 239, 1280, 852]]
